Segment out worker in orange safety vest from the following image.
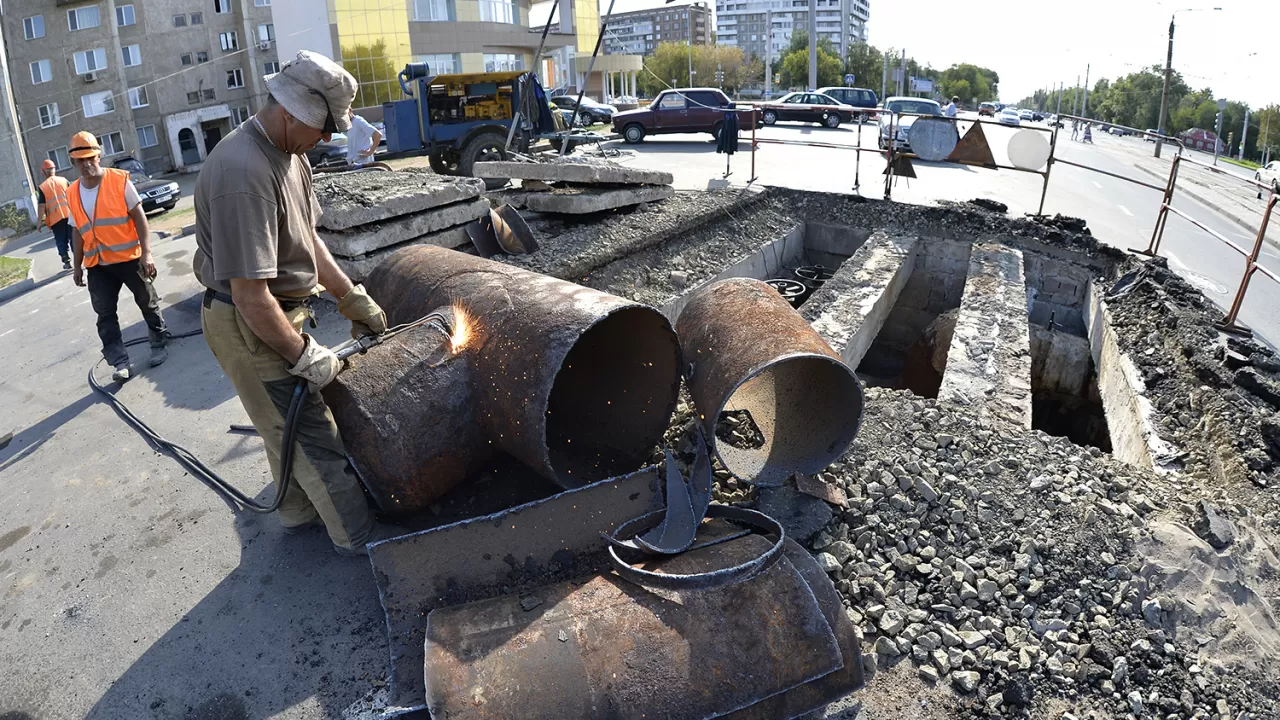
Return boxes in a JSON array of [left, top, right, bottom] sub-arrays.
[[36, 158, 73, 270], [68, 130, 168, 382]]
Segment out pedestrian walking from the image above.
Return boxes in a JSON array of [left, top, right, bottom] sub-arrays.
[[1083, 123, 1093, 144], [193, 51, 400, 556], [943, 96, 958, 118], [36, 158, 73, 270], [345, 108, 382, 167], [68, 131, 168, 382], [1071, 120, 1080, 141]]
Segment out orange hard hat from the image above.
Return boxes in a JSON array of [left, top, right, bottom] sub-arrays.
[[41, 159, 55, 170], [68, 130, 101, 159]]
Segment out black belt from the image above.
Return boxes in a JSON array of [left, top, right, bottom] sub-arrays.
[[202, 288, 313, 311]]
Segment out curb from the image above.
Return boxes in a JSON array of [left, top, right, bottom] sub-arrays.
[[0, 262, 35, 303], [1131, 163, 1273, 243]]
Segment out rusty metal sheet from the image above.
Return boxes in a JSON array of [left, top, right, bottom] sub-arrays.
[[721, 537, 865, 719], [675, 278, 864, 487], [368, 467, 662, 712], [424, 534, 842, 720], [947, 121, 998, 168], [883, 153, 917, 178]]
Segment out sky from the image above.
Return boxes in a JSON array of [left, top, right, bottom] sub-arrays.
[[532, 0, 1278, 109]]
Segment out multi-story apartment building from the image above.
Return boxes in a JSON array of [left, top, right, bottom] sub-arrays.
[[273, 0, 589, 110], [2, 0, 279, 179], [716, 0, 869, 65], [602, 3, 710, 57]]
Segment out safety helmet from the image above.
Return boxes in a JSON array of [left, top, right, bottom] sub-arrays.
[[41, 159, 55, 170], [68, 130, 101, 159]]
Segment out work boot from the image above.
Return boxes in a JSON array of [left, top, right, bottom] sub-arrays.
[[150, 345, 168, 367], [334, 523, 410, 557], [61, 257, 71, 270], [281, 516, 325, 536], [111, 363, 133, 383]]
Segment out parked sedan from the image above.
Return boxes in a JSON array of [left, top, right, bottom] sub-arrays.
[[877, 97, 944, 151], [612, 88, 753, 143], [757, 92, 856, 128], [1256, 160, 1280, 196], [997, 108, 1021, 126], [549, 95, 618, 125], [111, 156, 180, 213]]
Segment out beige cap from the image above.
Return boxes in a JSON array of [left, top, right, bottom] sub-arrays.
[[265, 50, 357, 133]]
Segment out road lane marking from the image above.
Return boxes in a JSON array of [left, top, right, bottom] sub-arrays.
[[76, 299, 90, 306], [1118, 205, 1134, 217], [0, 328, 12, 338], [1165, 251, 1229, 295], [1093, 181, 1102, 189]]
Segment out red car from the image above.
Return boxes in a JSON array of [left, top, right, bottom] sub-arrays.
[[757, 92, 856, 128], [612, 88, 756, 144]]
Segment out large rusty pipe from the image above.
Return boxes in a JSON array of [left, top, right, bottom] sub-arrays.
[[329, 246, 682, 511], [676, 278, 864, 486]]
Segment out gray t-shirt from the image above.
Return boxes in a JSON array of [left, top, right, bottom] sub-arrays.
[[193, 120, 321, 297]]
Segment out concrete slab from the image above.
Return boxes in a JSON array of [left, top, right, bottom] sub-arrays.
[[938, 243, 1033, 428], [522, 184, 675, 215], [801, 232, 919, 368], [315, 169, 483, 231], [320, 197, 490, 258], [474, 160, 673, 186], [333, 225, 472, 282]]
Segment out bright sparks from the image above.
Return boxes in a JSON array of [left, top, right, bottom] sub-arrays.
[[450, 304, 474, 353]]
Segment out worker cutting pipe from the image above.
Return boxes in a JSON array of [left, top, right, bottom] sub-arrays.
[[192, 51, 402, 556]]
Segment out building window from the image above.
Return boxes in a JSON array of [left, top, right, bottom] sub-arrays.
[[214, 0, 232, 14], [174, 14, 187, 27], [122, 44, 142, 67], [73, 49, 108, 75], [412, 0, 451, 21], [137, 124, 158, 148], [255, 0, 271, 5], [257, 24, 274, 43], [67, 6, 101, 31], [30, 60, 52, 85], [181, 53, 193, 65], [81, 90, 115, 117], [197, 52, 210, 63], [203, 88, 216, 101], [47, 147, 70, 171], [479, 0, 516, 24], [116, 5, 135, 27], [232, 106, 250, 124], [98, 131, 125, 156], [23, 16, 45, 40], [191, 12, 204, 24], [415, 53, 461, 75], [483, 53, 523, 72], [220, 31, 238, 51], [129, 86, 149, 108], [263, 61, 280, 75], [187, 91, 200, 105], [38, 103, 60, 129], [226, 69, 245, 89]]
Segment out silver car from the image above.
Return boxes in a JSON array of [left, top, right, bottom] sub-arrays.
[[877, 97, 944, 151]]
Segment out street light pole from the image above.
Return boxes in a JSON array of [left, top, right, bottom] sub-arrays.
[[1155, 7, 1221, 159], [808, 0, 817, 90], [1082, 63, 1090, 119]]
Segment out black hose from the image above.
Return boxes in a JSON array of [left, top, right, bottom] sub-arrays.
[[88, 329, 305, 513]]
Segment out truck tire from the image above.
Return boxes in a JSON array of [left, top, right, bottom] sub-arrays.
[[623, 123, 645, 144], [429, 151, 459, 176], [459, 131, 508, 190]]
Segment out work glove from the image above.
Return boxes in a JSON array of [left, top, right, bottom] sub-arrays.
[[338, 284, 388, 339], [288, 334, 342, 391]]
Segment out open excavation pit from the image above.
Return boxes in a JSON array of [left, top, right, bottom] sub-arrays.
[[317, 182, 1280, 719]]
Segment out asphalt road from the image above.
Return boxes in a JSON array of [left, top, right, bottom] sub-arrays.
[[602, 114, 1280, 344]]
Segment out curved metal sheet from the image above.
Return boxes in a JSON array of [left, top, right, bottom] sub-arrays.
[[1008, 128, 1051, 170], [907, 117, 959, 162]]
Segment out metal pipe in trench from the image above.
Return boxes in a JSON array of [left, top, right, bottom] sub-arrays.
[[325, 246, 683, 512], [676, 278, 864, 486]]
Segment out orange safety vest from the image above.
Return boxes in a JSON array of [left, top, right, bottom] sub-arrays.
[[39, 175, 71, 228], [68, 168, 140, 268]]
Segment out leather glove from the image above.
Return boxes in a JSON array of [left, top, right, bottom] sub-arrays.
[[288, 334, 342, 391], [338, 284, 388, 339]]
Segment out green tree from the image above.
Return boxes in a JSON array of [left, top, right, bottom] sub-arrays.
[[777, 31, 842, 90], [640, 43, 760, 97], [937, 63, 997, 104], [843, 42, 883, 92]]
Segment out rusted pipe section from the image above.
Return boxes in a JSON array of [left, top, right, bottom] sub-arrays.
[[676, 278, 863, 486], [326, 246, 682, 512]]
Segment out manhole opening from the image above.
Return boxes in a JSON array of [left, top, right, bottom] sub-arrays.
[[1025, 258, 1113, 451], [761, 223, 862, 309], [857, 239, 972, 397]]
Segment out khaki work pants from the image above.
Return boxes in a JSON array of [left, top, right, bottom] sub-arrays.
[[201, 295, 374, 550]]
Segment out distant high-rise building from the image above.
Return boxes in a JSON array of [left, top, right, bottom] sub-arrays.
[[603, 3, 711, 57], [716, 0, 869, 67]]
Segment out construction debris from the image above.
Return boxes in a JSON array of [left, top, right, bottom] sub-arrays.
[[521, 183, 675, 215], [473, 159, 673, 186], [478, 158, 675, 215]]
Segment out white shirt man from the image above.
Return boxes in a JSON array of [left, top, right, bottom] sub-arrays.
[[346, 112, 382, 164], [943, 98, 958, 118]]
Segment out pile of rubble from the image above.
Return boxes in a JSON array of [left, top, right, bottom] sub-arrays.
[[477, 157, 675, 215], [314, 168, 490, 281]]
